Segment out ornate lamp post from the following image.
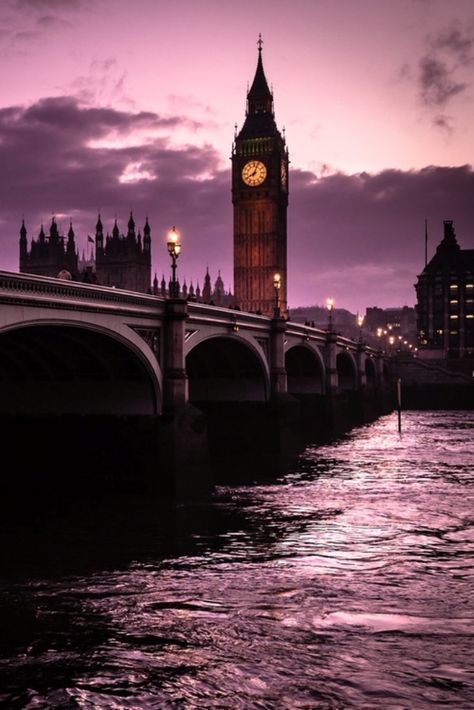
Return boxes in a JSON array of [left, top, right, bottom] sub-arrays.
[[357, 313, 364, 343], [273, 272, 281, 318], [167, 226, 181, 298], [389, 334, 395, 355], [326, 297, 334, 331]]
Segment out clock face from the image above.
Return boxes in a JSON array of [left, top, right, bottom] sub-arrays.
[[242, 160, 267, 186], [281, 161, 287, 189]]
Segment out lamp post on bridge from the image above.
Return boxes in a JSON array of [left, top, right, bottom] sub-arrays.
[[326, 297, 334, 332], [167, 226, 181, 298], [357, 313, 364, 343], [273, 272, 281, 318], [270, 272, 287, 395]]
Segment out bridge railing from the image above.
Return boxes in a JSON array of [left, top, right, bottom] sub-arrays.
[[0, 270, 166, 315], [187, 302, 380, 357], [187, 301, 272, 335]]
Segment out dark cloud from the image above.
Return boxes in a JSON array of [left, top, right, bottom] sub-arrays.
[[37, 14, 72, 29], [288, 165, 474, 307], [410, 23, 474, 125], [433, 113, 453, 132], [435, 26, 474, 65], [419, 55, 466, 107], [15, 0, 86, 10], [1, 96, 473, 310]]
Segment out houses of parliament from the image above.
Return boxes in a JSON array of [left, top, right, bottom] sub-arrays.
[[18, 38, 288, 316], [19, 212, 235, 307]]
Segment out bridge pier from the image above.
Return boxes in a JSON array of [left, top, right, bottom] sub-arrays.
[[158, 299, 211, 498], [325, 331, 339, 392], [162, 299, 189, 409], [270, 316, 288, 395], [356, 344, 368, 390], [269, 316, 303, 464]]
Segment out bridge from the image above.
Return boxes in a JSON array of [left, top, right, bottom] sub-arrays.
[[0, 271, 392, 497]]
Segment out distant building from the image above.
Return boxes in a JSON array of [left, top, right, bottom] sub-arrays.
[[95, 213, 151, 293], [153, 267, 235, 307], [364, 306, 416, 342], [289, 305, 358, 334], [19, 217, 79, 280], [78, 244, 96, 284], [415, 220, 474, 361], [19, 213, 151, 294]]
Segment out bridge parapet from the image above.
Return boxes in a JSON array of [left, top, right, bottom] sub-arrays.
[[0, 270, 165, 317]]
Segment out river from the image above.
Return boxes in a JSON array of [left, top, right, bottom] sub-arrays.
[[1, 410, 473, 709]]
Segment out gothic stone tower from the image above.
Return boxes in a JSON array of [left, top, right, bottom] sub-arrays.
[[95, 212, 151, 293], [232, 37, 289, 316]]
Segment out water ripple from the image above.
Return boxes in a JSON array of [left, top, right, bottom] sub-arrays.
[[1, 411, 473, 708]]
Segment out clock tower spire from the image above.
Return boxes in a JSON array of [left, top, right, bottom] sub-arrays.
[[232, 35, 288, 316]]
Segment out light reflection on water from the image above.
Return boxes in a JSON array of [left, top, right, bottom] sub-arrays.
[[0, 410, 473, 708]]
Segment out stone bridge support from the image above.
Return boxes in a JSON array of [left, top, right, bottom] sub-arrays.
[[325, 331, 339, 392], [270, 316, 288, 396], [159, 298, 211, 499], [268, 316, 302, 466], [356, 345, 368, 390], [375, 353, 385, 387], [163, 299, 189, 411]]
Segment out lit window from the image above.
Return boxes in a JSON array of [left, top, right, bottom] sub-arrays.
[[450, 284, 458, 290], [450, 314, 459, 319], [466, 284, 474, 289], [450, 299, 459, 305], [466, 315, 474, 320]]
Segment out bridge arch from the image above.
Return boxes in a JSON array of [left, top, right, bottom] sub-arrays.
[[0, 321, 161, 415], [285, 344, 325, 394], [336, 349, 357, 391], [185, 334, 269, 402]]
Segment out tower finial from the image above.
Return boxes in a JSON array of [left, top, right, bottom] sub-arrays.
[[257, 33, 263, 53]]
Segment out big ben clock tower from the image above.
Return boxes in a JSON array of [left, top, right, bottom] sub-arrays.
[[232, 36, 289, 316]]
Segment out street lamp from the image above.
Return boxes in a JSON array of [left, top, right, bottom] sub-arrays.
[[389, 334, 395, 355], [273, 272, 281, 317], [326, 297, 334, 331], [357, 313, 364, 343], [167, 226, 181, 297]]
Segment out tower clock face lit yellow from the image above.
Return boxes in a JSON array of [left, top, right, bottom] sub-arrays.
[[242, 160, 267, 186]]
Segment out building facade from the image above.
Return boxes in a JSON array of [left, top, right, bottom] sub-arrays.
[[365, 306, 417, 342], [415, 220, 474, 360], [20, 213, 152, 294], [95, 213, 151, 293], [19, 217, 79, 279], [232, 38, 289, 316]]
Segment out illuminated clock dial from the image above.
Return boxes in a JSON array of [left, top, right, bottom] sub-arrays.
[[281, 161, 287, 189], [242, 160, 267, 186]]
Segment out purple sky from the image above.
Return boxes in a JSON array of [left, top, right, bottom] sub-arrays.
[[0, 0, 473, 312]]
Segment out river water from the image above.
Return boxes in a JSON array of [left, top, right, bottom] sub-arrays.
[[0, 411, 473, 709]]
